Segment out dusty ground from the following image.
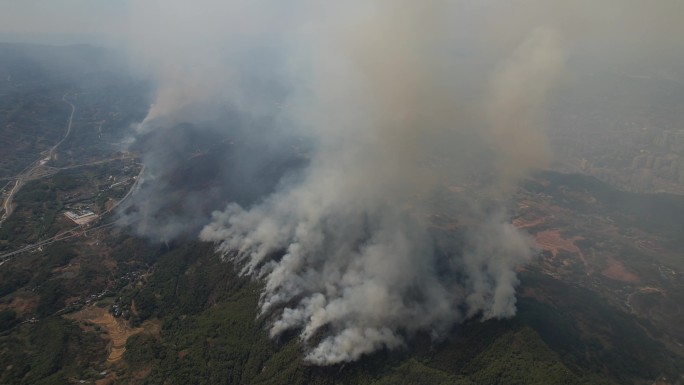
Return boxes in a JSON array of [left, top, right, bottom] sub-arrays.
[[65, 306, 159, 363], [447, 186, 464, 193], [512, 217, 547, 229], [104, 198, 116, 212], [0, 293, 38, 316], [533, 229, 587, 266], [601, 256, 640, 284]]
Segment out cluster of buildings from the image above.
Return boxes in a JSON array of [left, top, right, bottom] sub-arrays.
[[631, 128, 684, 185]]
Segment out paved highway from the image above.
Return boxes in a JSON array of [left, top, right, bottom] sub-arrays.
[[0, 164, 144, 264], [0, 92, 75, 227]]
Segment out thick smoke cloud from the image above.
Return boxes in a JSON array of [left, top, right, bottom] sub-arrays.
[[119, 0, 684, 365], [117, 0, 300, 240], [194, 0, 561, 364]]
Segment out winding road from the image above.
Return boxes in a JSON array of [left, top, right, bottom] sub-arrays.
[[0, 90, 147, 264], [0, 92, 76, 228], [0, 162, 144, 264]]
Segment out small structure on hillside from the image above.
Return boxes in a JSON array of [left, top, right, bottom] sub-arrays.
[[64, 209, 98, 225]]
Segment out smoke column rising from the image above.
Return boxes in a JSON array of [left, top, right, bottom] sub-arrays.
[[194, 0, 564, 364], [111, 0, 684, 365]]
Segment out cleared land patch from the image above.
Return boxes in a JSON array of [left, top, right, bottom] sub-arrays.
[[65, 305, 159, 362]]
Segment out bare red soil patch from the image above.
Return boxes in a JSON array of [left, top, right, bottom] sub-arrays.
[[513, 217, 546, 229], [65, 306, 159, 363], [601, 256, 640, 284], [0, 295, 38, 316], [534, 230, 586, 264]]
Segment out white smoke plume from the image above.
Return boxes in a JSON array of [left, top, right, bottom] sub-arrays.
[[196, 0, 562, 364], [4, 0, 680, 365], [119, 0, 684, 366]]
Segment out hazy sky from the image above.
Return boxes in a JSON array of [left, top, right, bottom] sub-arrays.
[[0, 0, 126, 44], [2, 0, 683, 67]]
